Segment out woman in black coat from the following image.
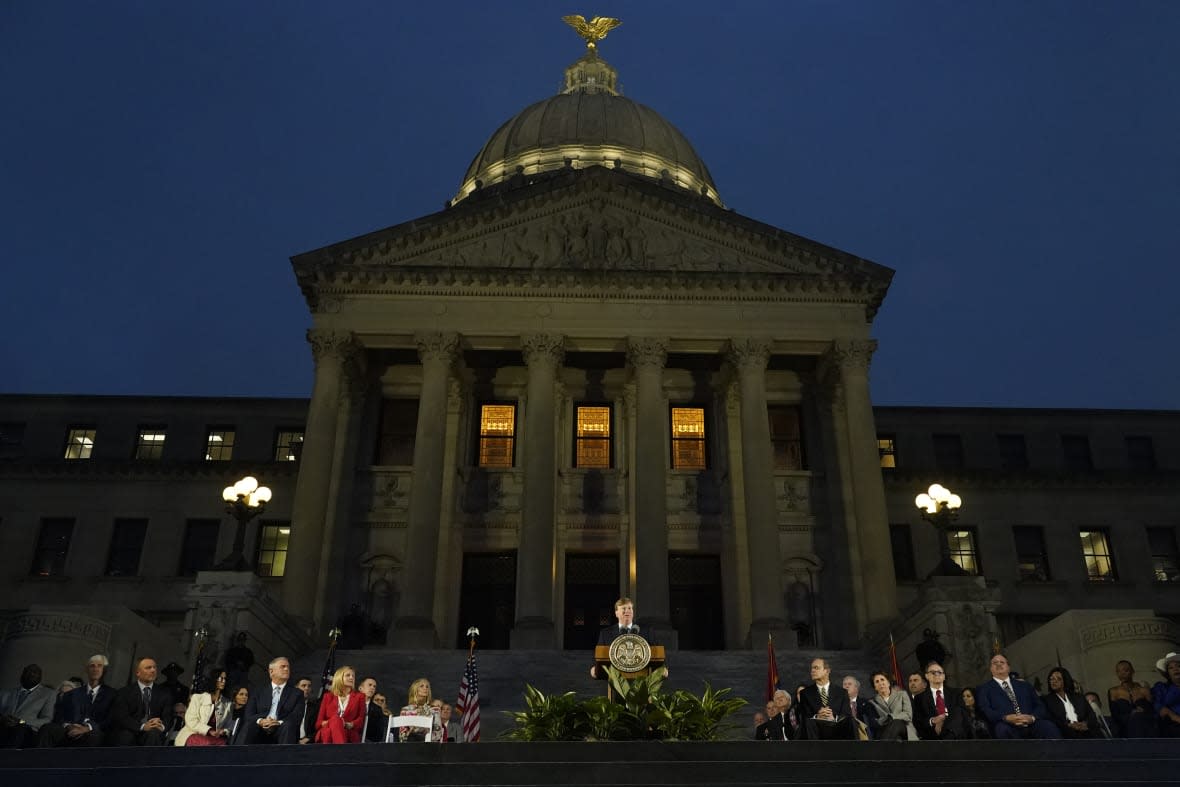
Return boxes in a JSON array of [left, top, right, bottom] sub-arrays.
[[1042, 667, 1102, 739]]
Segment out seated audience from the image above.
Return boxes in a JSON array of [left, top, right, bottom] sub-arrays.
[[229, 686, 249, 740], [1042, 666, 1102, 739], [441, 702, 462, 743], [867, 671, 918, 741], [0, 664, 55, 748], [975, 654, 1059, 739], [914, 661, 968, 740], [1152, 652, 1180, 738], [1083, 691, 1114, 738], [109, 657, 174, 747], [907, 672, 928, 702], [398, 678, 442, 742], [1107, 659, 1159, 737], [38, 655, 115, 748], [314, 666, 365, 744], [294, 677, 315, 744], [843, 675, 871, 738], [796, 659, 853, 740], [960, 688, 991, 739], [175, 667, 233, 746], [236, 656, 303, 745], [359, 677, 384, 742]]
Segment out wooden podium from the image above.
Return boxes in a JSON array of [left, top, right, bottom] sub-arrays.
[[595, 643, 666, 700]]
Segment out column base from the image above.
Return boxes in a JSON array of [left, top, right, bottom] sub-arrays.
[[509, 617, 557, 649], [747, 618, 791, 650], [389, 617, 439, 649]]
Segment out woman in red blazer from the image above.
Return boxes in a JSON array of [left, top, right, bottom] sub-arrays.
[[314, 666, 366, 744]]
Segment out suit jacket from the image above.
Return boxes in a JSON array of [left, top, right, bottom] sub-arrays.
[[976, 677, 1048, 729], [596, 625, 645, 646], [867, 690, 919, 740], [174, 692, 233, 746], [443, 719, 464, 743], [848, 695, 872, 725], [313, 691, 366, 744], [913, 686, 969, 739], [0, 684, 56, 731], [108, 682, 174, 736], [54, 684, 116, 731], [362, 700, 387, 742], [758, 710, 792, 740], [243, 681, 305, 730], [796, 683, 851, 739], [1042, 691, 1100, 736]]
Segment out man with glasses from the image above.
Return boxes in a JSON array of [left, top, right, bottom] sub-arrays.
[[914, 661, 968, 739]]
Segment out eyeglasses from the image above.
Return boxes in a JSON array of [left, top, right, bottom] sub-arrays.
[[926, 670, 944, 675]]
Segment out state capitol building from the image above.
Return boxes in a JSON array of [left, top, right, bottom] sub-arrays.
[[2, 27, 1177, 695]]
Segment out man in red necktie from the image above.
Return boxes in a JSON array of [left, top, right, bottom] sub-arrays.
[[914, 661, 969, 739]]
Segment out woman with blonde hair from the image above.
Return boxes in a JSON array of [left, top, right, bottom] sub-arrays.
[[313, 665, 366, 744], [398, 677, 442, 742]]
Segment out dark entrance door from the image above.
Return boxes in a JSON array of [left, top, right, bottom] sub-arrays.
[[456, 551, 516, 649], [563, 552, 619, 650], [669, 553, 724, 649]]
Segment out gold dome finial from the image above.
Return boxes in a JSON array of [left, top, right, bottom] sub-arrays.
[[562, 15, 621, 52]]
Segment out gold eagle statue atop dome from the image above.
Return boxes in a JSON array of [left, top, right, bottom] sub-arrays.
[[562, 15, 621, 51]]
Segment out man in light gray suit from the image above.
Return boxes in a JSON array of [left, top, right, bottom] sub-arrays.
[[0, 664, 56, 748]]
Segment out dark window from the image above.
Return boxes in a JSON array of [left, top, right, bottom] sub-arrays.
[[1126, 436, 1156, 472], [135, 427, 166, 460], [0, 422, 25, 451], [889, 524, 917, 581], [105, 518, 148, 576], [670, 406, 707, 470], [178, 519, 220, 576], [997, 434, 1029, 471], [947, 528, 981, 575], [31, 518, 74, 576], [1148, 527, 1180, 582], [877, 435, 897, 469], [1062, 435, 1093, 472], [768, 405, 806, 470], [1079, 529, 1116, 581], [933, 433, 964, 470], [255, 521, 290, 577], [376, 399, 419, 465], [63, 427, 96, 460], [477, 403, 516, 468], [1013, 526, 1051, 581], [574, 404, 612, 469], [205, 428, 235, 462], [273, 430, 304, 463]]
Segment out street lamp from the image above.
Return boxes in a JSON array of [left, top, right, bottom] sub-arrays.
[[214, 475, 272, 571], [914, 483, 967, 577]]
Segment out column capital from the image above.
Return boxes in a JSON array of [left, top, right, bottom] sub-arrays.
[[727, 337, 773, 374], [307, 328, 360, 364], [824, 339, 877, 374], [414, 331, 460, 364], [626, 336, 669, 370], [520, 333, 565, 369]]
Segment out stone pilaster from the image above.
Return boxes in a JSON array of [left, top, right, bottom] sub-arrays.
[[283, 328, 358, 628], [728, 338, 789, 644], [626, 337, 673, 643], [391, 331, 460, 648], [512, 333, 564, 648]]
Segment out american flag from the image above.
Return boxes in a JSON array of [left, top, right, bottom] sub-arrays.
[[455, 650, 481, 742]]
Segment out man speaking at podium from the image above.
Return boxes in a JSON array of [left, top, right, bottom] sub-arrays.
[[590, 597, 651, 679]]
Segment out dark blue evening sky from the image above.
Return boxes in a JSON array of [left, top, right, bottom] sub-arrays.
[[2, 1, 1177, 408]]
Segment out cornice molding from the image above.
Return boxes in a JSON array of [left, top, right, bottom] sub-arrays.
[[0, 460, 301, 482]]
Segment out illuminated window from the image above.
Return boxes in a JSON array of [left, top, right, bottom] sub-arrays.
[[256, 521, 290, 578], [205, 428, 235, 461], [179, 519, 220, 576], [478, 404, 516, 468], [768, 405, 805, 470], [1079, 529, 1116, 582], [31, 518, 74, 576], [106, 518, 148, 577], [274, 430, 304, 462], [1147, 527, 1179, 582], [575, 405, 612, 469], [135, 427, 166, 460], [376, 399, 419, 465], [1013, 525, 1051, 581], [64, 427, 96, 460], [670, 406, 706, 470], [947, 528, 981, 575]]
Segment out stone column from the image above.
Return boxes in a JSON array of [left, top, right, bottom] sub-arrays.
[[391, 331, 459, 648], [728, 338, 788, 643], [825, 339, 898, 630], [626, 337, 673, 640], [511, 333, 564, 648], [283, 329, 356, 627]]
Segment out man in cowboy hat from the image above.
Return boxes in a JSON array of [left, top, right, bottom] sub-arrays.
[[1152, 651, 1180, 738]]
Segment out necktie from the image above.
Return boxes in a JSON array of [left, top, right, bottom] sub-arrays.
[[17, 688, 29, 707], [269, 685, 281, 718], [935, 689, 946, 715], [362, 702, 370, 740], [820, 686, 829, 708], [141, 686, 152, 721], [1001, 681, 1021, 714], [850, 699, 858, 719]]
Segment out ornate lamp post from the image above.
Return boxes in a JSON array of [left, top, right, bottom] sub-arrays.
[[214, 475, 272, 571], [914, 483, 966, 577]]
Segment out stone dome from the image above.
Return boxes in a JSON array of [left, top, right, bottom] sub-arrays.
[[453, 51, 722, 207]]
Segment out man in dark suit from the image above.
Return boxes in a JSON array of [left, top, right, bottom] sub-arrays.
[[0, 664, 56, 748], [108, 657, 174, 746], [913, 661, 968, 740], [975, 653, 1060, 739], [590, 597, 656, 679], [38, 654, 116, 747], [236, 656, 304, 745], [797, 658, 853, 739], [294, 677, 316, 744], [841, 675, 872, 737], [760, 688, 796, 741], [359, 676, 385, 742]]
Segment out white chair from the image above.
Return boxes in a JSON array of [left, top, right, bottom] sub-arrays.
[[390, 715, 432, 742]]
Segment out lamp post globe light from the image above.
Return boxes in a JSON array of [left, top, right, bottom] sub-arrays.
[[914, 483, 967, 578], [214, 475, 272, 571]]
